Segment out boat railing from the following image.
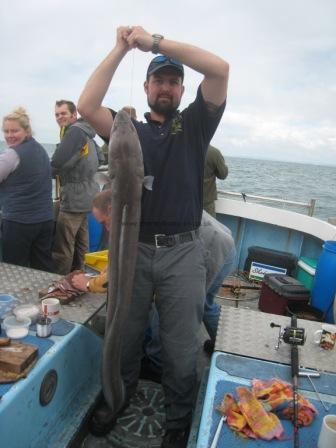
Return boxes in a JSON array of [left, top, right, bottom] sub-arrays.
[[217, 189, 316, 216], [53, 167, 317, 217]]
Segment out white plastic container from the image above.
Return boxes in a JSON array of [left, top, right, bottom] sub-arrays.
[[3, 316, 31, 339], [13, 304, 40, 324]]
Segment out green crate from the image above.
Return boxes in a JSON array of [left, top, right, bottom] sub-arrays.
[[296, 256, 317, 291]]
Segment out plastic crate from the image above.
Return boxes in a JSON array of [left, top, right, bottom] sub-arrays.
[[84, 250, 108, 272]]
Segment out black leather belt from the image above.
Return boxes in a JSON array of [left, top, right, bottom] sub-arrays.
[[139, 229, 199, 248]]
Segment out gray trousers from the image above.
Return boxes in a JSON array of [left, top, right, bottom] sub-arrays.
[[121, 237, 207, 429]]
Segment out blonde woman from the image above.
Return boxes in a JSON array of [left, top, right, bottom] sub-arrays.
[[0, 107, 53, 271]]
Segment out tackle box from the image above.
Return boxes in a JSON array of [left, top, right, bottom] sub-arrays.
[[259, 273, 310, 315], [244, 246, 297, 280]]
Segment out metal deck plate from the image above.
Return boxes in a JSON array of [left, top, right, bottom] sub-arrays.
[[215, 306, 336, 373], [83, 381, 165, 448], [0, 262, 106, 324]]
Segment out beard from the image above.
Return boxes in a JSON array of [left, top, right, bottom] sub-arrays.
[[148, 96, 180, 118]]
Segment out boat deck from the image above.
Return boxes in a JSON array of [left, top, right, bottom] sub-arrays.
[[193, 351, 336, 448], [190, 277, 336, 448], [0, 262, 106, 324], [0, 262, 106, 448], [80, 274, 263, 448], [82, 273, 336, 448], [2, 263, 335, 447]]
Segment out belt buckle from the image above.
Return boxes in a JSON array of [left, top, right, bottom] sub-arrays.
[[154, 234, 166, 248]]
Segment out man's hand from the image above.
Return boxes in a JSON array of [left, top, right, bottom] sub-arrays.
[[126, 26, 153, 52], [116, 26, 133, 52], [72, 273, 90, 292]]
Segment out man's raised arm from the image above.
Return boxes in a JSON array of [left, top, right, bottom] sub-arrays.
[[77, 26, 132, 138], [126, 26, 229, 106], [78, 25, 229, 137]]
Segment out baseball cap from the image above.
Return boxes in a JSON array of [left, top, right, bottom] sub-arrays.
[[147, 55, 184, 79]]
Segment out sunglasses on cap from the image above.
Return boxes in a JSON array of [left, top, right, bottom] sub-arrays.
[[147, 55, 184, 79], [151, 55, 183, 67]]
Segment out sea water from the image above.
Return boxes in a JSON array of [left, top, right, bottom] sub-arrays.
[[220, 157, 336, 221], [1, 141, 335, 221]]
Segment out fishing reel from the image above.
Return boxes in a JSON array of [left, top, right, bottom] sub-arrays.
[[270, 318, 306, 350]]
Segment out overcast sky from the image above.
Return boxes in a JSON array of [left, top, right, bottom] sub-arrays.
[[1, 0, 335, 165]]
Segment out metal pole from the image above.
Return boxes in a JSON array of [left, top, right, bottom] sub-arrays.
[[308, 199, 316, 217]]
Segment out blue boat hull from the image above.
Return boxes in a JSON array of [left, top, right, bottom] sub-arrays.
[[0, 324, 103, 448]]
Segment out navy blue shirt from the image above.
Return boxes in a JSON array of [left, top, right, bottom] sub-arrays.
[[108, 86, 225, 235]]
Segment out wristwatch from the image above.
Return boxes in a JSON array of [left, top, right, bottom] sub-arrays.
[[152, 34, 164, 54]]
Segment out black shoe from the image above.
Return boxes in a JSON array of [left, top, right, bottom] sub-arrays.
[[139, 356, 162, 383], [161, 426, 190, 448], [89, 397, 128, 437], [203, 339, 215, 355]]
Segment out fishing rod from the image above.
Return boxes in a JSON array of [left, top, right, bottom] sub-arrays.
[[290, 315, 300, 448], [270, 316, 306, 447]]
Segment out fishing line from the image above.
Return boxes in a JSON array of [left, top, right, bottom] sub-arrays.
[[129, 49, 135, 109]]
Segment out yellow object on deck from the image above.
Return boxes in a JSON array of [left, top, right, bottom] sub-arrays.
[[84, 250, 108, 272]]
